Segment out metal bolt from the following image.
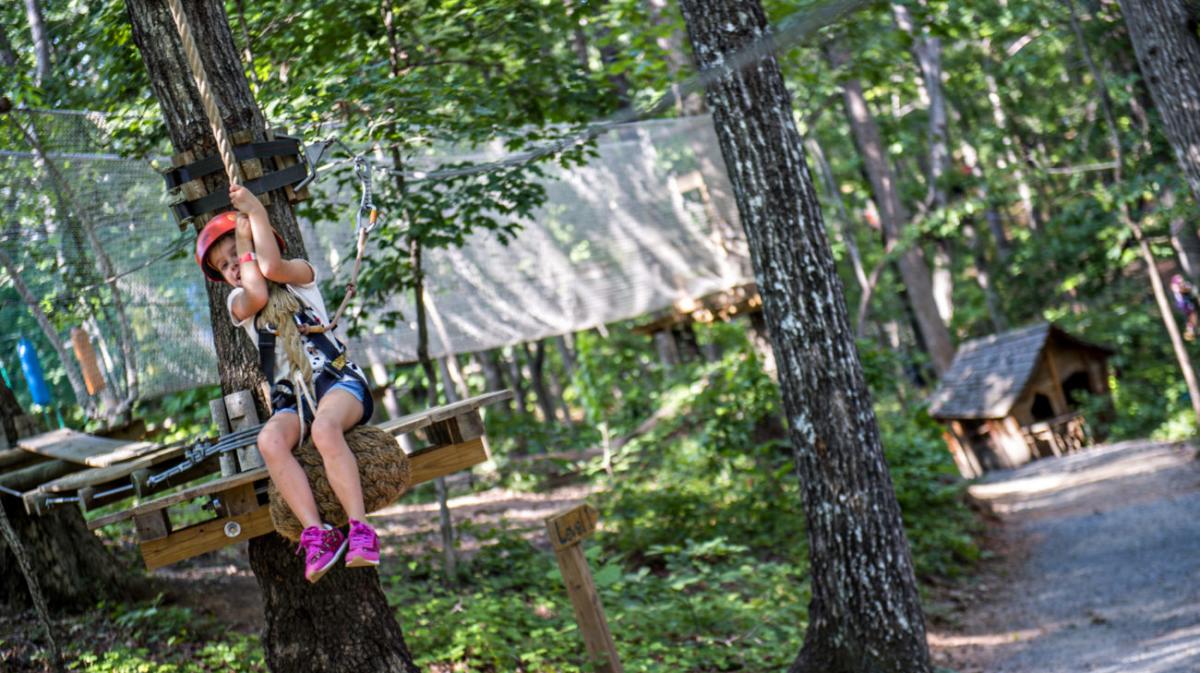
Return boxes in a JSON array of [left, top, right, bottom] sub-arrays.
[[223, 521, 242, 538]]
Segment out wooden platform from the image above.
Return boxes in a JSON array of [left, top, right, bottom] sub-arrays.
[[81, 390, 511, 570], [18, 429, 159, 467], [632, 282, 761, 335]]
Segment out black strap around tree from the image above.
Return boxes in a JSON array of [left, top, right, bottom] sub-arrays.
[[162, 135, 309, 223]]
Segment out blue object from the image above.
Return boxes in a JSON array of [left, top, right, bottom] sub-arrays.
[[17, 337, 52, 407]]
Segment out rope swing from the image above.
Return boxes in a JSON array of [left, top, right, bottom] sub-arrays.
[[165, 0, 243, 187]]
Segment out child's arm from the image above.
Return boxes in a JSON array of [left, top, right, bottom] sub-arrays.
[[229, 184, 314, 286], [229, 214, 268, 322]]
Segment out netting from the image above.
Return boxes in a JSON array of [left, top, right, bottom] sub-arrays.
[[0, 110, 750, 402]]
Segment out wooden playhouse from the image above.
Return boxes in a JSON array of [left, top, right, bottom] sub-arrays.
[[928, 323, 1114, 478]]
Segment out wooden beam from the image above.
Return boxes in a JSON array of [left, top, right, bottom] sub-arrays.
[[140, 507, 277, 571], [408, 437, 487, 485]]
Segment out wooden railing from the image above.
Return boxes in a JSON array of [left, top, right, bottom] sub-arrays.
[[1021, 411, 1091, 458]]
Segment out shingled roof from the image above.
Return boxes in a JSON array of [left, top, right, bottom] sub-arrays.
[[927, 323, 1111, 420]]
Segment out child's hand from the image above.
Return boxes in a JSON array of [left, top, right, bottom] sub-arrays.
[[229, 184, 265, 216], [235, 213, 253, 240]]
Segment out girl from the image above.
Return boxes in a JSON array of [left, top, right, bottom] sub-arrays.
[[196, 184, 379, 583]]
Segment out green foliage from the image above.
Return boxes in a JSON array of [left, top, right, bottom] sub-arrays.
[[70, 597, 265, 673], [385, 524, 808, 673]]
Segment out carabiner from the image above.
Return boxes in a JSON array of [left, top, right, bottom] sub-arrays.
[[354, 157, 381, 235]]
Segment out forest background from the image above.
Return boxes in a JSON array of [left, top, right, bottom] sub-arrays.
[[1, 0, 1197, 671]]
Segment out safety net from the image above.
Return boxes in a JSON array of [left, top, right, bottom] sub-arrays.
[[0, 110, 751, 402]]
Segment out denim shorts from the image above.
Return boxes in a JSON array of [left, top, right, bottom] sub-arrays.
[[274, 374, 373, 426]]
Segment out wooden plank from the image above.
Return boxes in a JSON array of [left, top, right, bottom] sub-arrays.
[[134, 509, 171, 542], [88, 468, 268, 530], [376, 409, 436, 437], [552, 543, 623, 673], [409, 437, 487, 485], [428, 390, 513, 422], [36, 443, 186, 493], [129, 469, 267, 517], [546, 503, 598, 550], [141, 506, 276, 571], [17, 429, 158, 468], [214, 482, 259, 517]]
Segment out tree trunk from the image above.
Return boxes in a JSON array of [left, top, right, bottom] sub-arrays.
[[893, 2, 954, 325], [525, 341, 558, 423], [677, 4, 932, 672], [124, 1, 419, 670], [1118, 0, 1200, 204], [23, 0, 51, 85], [826, 42, 955, 376], [554, 335, 577, 380], [0, 377, 131, 611], [1067, 0, 1200, 427], [506, 346, 530, 415]]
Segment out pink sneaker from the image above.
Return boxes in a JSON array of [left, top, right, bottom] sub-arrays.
[[296, 525, 347, 584], [345, 519, 380, 567]]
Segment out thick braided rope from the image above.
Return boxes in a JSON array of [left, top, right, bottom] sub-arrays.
[[165, 0, 243, 186]]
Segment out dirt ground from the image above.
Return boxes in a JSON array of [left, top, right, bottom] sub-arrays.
[[927, 439, 1200, 673]]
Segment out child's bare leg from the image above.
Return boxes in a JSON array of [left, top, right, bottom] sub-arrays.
[[257, 412, 322, 529], [311, 389, 366, 522]]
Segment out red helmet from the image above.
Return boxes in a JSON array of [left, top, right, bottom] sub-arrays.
[[195, 211, 286, 283]]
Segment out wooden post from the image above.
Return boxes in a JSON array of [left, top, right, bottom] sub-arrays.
[[545, 503, 622, 673], [224, 390, 263, 470]]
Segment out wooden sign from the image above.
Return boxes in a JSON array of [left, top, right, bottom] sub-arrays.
[[546, 502, 621, 673], [546, 503, 598, 550]]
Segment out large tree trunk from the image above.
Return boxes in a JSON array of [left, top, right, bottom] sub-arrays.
[[1119, 0, 1200, 204], [825, 42, 955, 376], [677, 4, 932, 672], [1066, 0, 1200, 427], [124, 2, 419, 670], [0, 377, 131, 611]]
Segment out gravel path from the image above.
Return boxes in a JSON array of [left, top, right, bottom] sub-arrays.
[[930, 439, 1200, 673]]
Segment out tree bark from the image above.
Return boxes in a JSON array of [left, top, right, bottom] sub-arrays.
[[826, 42, 955, 376], [677, 4, 932, 672], [124, 1, 419, 670], [1118, 0, 1200, 204]]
